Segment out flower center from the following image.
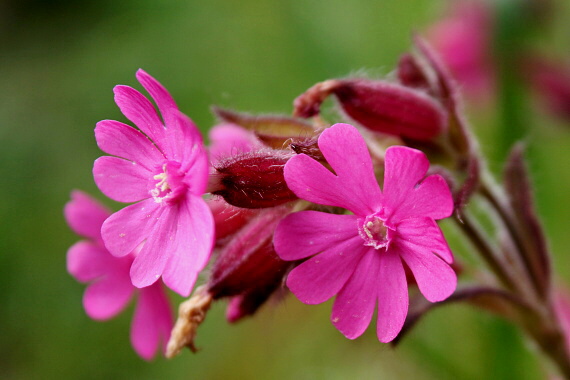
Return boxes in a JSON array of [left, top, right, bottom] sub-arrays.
[[357, 213, 393, 250], [149, 161, 187, 204]]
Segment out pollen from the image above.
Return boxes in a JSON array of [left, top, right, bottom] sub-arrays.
[[153, 165, 171, 193], [150, 161, 187, 204]]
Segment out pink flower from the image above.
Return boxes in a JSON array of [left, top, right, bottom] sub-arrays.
[[427, 1, 495, 99], [65, 191, 173, 360], [527, 59, 570, 122], [93, 69, 214, 296], [208, 123, 261, 163], [274, 123, 457, 342]]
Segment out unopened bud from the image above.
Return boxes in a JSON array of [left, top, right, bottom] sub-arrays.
[[210, 150, 297, 209], [207, 197, 256, 241], [225, 285, 286, 323], [527, 59, 570, 122], [294, 79, 448, 141], [208, 207, 292, 318], [397, 53, 432, 90], [212, 107, 317, 149]]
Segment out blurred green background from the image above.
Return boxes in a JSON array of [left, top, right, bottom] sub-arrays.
[[2, 0, 570, 379]]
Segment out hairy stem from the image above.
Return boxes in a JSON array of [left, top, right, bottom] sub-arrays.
[[479, 173, 544, 300], [453, 211, 517, 292]]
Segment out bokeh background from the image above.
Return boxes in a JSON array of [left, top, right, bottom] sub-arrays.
[[2, 0, 570, 379]]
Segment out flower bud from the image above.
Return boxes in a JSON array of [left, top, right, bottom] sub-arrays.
[[527, 59, 570, 122], [210, 150, 297, 209], [425, 0, 495, 100], [397, 53, 432, 91], [294, 79, 448, 141], [225, 285, 285, 324], [212, 107, 316, 149], [504, 144, 550, 297], [208, 207, 292, 320], [208, 123, 261, 162], [207, 197, 257, 241]]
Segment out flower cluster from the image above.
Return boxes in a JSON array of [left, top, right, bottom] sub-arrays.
[[65, 31, 569, 377], [65, 65, 459, 358]]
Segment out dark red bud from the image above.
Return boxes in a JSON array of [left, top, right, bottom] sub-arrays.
[[294, 78, 448, 141], [504, 144, 550, 297], [413, 36, 475, 154], [212, 107, 317, 149], [397, 53, 432, 90], [333, 79, 448, 140], [207, 197, 257, 241], [225, 284, 285, 323], [208, 207, 292, 305], [412, 36, 459, 106], [527, 59, 570, 122], [211, 150, 297, 209]]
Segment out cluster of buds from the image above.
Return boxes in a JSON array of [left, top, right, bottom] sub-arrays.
[[65, 35, 570, 378]]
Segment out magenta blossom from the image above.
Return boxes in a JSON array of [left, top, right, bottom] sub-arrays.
[[427, 1, 495, 99], [274, 123, 457, 342], [65, 191, 173, 360], [208, 123, 261, 163], [93, 69, 214, 296]]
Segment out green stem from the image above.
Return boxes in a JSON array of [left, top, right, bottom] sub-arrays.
[[453, 211, 517, 292], [479, 173, 545, 300]]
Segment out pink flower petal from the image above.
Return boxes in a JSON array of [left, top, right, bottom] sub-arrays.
[[113, 85, 166, 148], [93, 156, 151, 203], [185, 146, 209, 195], [388, 175, 454, 222], [136, 69, 178, 129], [101, 199, 162, 257], [382, 146, 429, 218], [285, 124, 382, 215], [285, 153, 378, 216], [317, 124, 383, 212], [83, 263, 134, 320], [168, 111, 209, 195], [67, 241, 114, 282], [161, 110, 200, 164], [208, 123, 259, 161], [64, 190, 110, 240], [161, 196, 214, 296], [331, 248, 379, 339], [395, 217, 454, 264], [396, 242, 457, 303], [129, 206, 177, 289], [286, 236, 364, 304], [130, 282, 173, 360], [95, 120, 164, 172], [376, 251, 408, 343], [274, 211, 359, 261]]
